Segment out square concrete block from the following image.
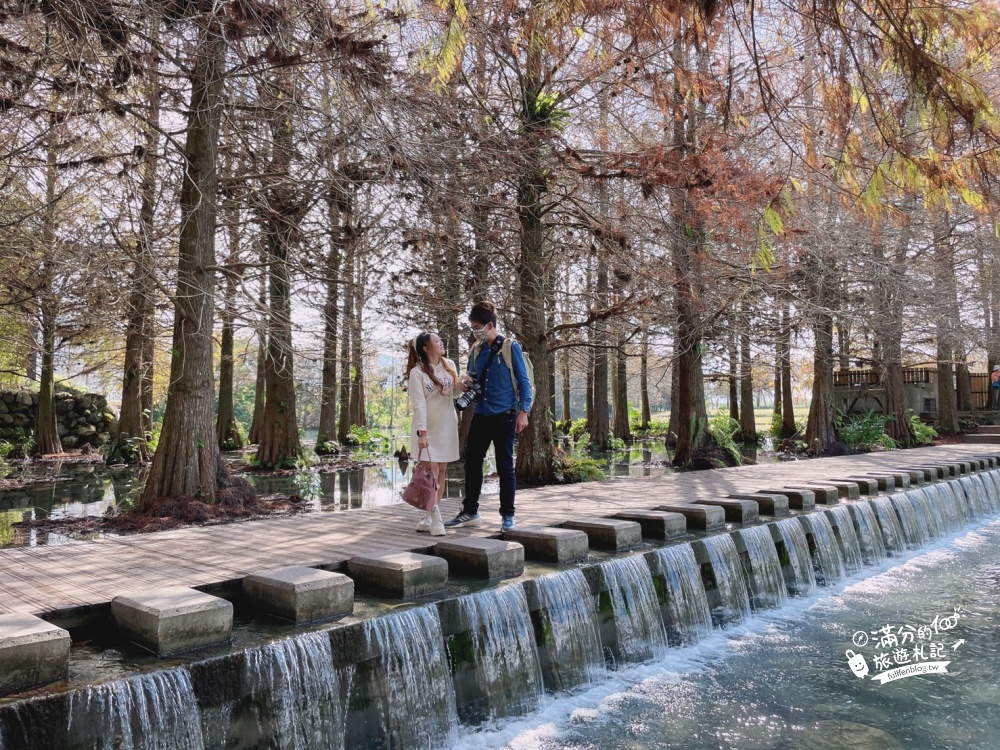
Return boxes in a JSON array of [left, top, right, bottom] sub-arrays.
[[655, 504, 726, 531], [693, 498, 759, 524], [851, 474, 898, 492], [0, 613, 70, 696], [434, 537, 524, 580], [757, 488, 816, 510], [975, 456, 998, 469], [611, 510, 687, 538], [789, 485, 840, 504], [728, 493, 790, 516], [833, 477, 879, 495], [895, 469, 925, 485], [806, 480, 860, 500], [562, 518, 643, 550], [902, 467, 938, 482], [244, 565, 354, 623], [503, 526, 589, 563], [347, 550, 449, 598], [111, 586, 233, 656]]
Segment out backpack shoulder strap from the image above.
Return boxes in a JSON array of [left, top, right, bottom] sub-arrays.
[[501, 338, 519, 399]]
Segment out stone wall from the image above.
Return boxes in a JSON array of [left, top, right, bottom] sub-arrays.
[[0, 391, 117, 449]]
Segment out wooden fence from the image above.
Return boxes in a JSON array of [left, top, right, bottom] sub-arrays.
[[833, 368, 933, 388]]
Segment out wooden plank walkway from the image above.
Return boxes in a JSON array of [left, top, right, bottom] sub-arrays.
[[1, 445, 996, 618]]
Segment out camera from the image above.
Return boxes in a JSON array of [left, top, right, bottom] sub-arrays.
[[455, 382, 481, 411]]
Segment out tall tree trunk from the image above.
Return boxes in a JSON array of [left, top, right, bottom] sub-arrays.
[[640, 329, 651, 429], [255, 62, 302, 469], [337, 224, 354, 443], [349, 250, 366, 429], [837, 319, 851, 370], [35, 110, 61, 456], [561, 349, 571, 424], [111, 12, 160, 464], [739, 304, 757, 442], [612, 332, 630, 441], [514, 48, 556, 484], [316, 192, 342, 452], [934, 210, 961, 433], [591, 246, 610, 448], [727, 326, 739, 423], [805, 299, 838, 452], [780, 304, 795, 436], [247, 246, 267, 444], [773, 309, 782, 423], [141, 18, 225, 503], [216, 253, 243, 451], [873, 228, 914, 445]]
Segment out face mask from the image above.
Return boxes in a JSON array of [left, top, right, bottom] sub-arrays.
[[472, 325, 489, 342]]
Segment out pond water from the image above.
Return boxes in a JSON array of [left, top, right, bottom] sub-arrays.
[[458, 517, 1000, 750], [0, 441, 712, 547]]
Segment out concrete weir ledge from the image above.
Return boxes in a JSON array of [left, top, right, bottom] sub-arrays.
[[0, 445, 998, 695]]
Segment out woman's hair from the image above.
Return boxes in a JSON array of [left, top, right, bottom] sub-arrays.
[[405, 332, 458, 393], [469, 300, 497, 327]]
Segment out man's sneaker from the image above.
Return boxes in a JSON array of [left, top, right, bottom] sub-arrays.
[[444, 512, 482, 528], [501, 515, 516, 532]]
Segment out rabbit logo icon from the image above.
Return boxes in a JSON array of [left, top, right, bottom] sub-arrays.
[[846, 649, 869, 678]]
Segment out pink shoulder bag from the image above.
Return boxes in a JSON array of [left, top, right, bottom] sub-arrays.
[[401, 448, 438, 511]]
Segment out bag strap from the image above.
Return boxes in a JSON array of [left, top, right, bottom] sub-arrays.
[[417, 446, 432, 463], [474, 338, 503, 390]]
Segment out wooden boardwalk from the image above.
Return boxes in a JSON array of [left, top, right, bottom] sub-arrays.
[[1, 445, 996, 619]]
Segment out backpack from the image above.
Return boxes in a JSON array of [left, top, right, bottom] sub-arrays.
[[471, 337, 534, 405]]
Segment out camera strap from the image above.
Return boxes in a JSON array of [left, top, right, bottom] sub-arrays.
[[475, 336, 504, 391]]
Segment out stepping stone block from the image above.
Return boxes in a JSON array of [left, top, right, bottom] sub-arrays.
[[848, 475, 895, 492], [655, 504, 726, 531], [806, 480, 860, 500], [903, 467, 939, 482], [348, 551, 449, 599], [434, 537, 525, 580], [611, 510, 687, 539], [243, 565, 354, 623], [562, 518, 643, 551], [0, 613, 71, 696], [693, 498, 759, 524], [833, 477, 879, 495], [975, 456, 999, 469], [756, 488, 816, 511], [503, 526, 589, 564], [788, 485, 840, 504], [111, 586, 233, 656], [728, 493, 790, 516]]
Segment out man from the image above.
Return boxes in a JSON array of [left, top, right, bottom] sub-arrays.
[[445, 300, 532, 532], [991, 364, 1000, 410]]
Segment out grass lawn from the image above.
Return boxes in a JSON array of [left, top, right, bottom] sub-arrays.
[[650, 406, 811, 437]]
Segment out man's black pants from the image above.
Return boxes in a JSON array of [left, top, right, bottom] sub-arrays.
[[462, 412, 516, 517]]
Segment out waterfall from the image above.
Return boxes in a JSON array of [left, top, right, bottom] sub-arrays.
[[66, 668, 205, 750], [848, 501, 888, 563], [733, 526, 788, 611], [699, 534, 752, 627], [944, 481, 974, 523], [824, 506, 864, 574], [654, 544, 714, 645], [871, 496, 906, 555], [599, 555, 669, 664], [890, 493, 928, 549], [971, 474, 999, 513], [958, 477, 989, 518], [362, 606, 458, 748], [533, 569, 606, 691], [924, 482, 961, 532], [982, 471, 1000, 511], [238, 632, 344, 750], [455, 584, 544, 720], [911, 489, 944, 539], [798, 513, 846, 586], [773, 518, 817, 597]]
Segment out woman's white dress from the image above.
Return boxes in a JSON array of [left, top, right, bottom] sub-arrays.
[[408, 359, 460, 462]]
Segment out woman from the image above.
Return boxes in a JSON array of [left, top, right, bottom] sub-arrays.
[[406, 332, 463, 535]]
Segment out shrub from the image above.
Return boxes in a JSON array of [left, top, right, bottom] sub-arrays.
[[709, 410, 742, 465], [834, 410, 898, 451], [631, 419, 671, 438], [568, 418, 589, 442], [552, 454, 606, 484], [908, 412, 937, 445]]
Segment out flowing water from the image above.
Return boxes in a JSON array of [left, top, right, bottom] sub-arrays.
[[798, 512, 846, 586], [697, 533, 752, 627], [455, 585, 544, 721], [773, 517, 817, 597], [824, 505, 864, 574], [532, 569, 606, 691], [654, 545, 714, 645], [847, 501, 888, 565], [733, 525, 788, 611], [598, 555, 669, 665], [456, 518, 1000, 750], [890, 493, 929, 549], [871, 496, 907, 555]]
